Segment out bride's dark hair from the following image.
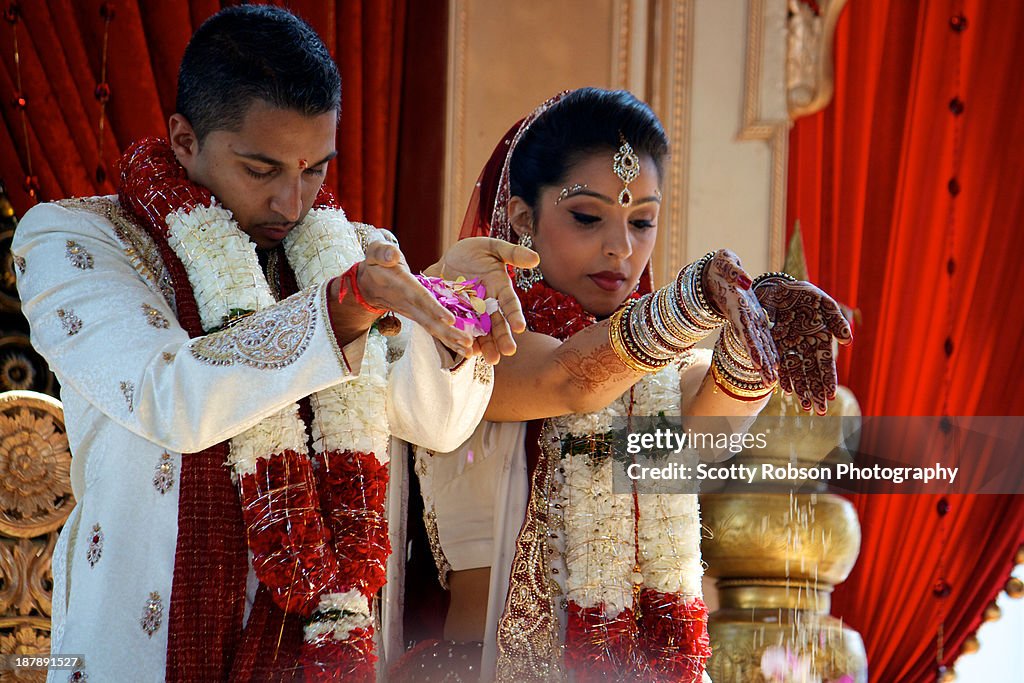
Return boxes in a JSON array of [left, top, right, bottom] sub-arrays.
[[508, 88, 669, 212]]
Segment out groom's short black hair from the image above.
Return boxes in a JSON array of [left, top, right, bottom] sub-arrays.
[[176, 5, 341, 142]]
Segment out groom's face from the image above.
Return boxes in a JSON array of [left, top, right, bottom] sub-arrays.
[[170, 99, 337, 248]]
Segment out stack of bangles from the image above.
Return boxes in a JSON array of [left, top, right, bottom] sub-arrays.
[[710, 270, 796, 401], [710, 324, 775, 401], [608, 251, 725, 373]]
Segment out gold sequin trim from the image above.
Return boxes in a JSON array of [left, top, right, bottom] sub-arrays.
[[65, 240, 94, 269], [189, 287, 317, 369], [12, 254, 25, 274], [142, 303, 170, 329], [423, 507, 452, 590], [56, 197, 175, 308], [495, 420, 564, 682]]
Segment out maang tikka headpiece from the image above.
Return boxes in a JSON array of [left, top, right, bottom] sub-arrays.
[[613, 132, 640, 207]]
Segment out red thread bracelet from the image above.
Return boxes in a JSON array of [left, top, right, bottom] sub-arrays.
[[337, 262, 388, 316]]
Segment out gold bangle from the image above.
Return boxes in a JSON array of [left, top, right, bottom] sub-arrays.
[[710, 356, 776, 401], [609, 302, 666, 373]]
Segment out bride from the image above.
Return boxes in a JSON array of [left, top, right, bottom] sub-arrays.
[[394, 88, 851, 682]]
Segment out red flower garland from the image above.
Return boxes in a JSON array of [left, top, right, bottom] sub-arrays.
[[513, 272, 597, 341], [238, 451, 344, 615]]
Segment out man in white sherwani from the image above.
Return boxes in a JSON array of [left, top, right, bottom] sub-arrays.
[[12, 5, 535, 682]]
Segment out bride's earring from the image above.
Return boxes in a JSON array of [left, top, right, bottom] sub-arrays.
[[515, 232, 544, 289]]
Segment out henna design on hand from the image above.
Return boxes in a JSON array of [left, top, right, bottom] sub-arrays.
[[704, 249, 779, 384], [755, 279, 852, 414], [556, 344, 635, 392]]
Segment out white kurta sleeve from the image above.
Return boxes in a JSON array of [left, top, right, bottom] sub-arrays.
[[386, 318, 494, 452], [13, 200, 361, 454]]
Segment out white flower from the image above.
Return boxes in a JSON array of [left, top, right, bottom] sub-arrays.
[[303, 588, 373, 644], [166, 204, 273, 332], [555, 362, 703, 614], [226, 407, 308, 476]]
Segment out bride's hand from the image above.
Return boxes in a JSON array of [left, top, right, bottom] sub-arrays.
[[702, 249, 779, 385], [754, 277, 853, 414], [427, 237, 540, 364]]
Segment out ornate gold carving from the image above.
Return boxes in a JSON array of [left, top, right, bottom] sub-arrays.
[[495, 420, 563, 682], [189, 288, 318, 369], [0, 392, 73, 538], [0, 391, 71, 669], [0, 618, 52, 682], [787, 0, 848, 118]]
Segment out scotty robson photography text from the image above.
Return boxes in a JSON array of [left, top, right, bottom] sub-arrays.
[[624, 460, 959, 485]]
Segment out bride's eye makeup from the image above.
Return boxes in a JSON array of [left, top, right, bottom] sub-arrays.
[[569, 210, 600, 225]]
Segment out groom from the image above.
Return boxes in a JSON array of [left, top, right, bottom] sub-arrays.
[[13, 5, 535, 682]]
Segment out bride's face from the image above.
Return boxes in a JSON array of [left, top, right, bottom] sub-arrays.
[[511, 150, 661, 317]]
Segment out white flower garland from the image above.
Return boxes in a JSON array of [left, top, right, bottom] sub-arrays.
[[165, 204, 384, 641], [284, 208, 390, 464], [555, 360, 705, 614]]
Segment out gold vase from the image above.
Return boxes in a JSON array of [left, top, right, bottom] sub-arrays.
[[701, 386, 868, 682]]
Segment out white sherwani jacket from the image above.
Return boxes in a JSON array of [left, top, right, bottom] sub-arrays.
[[12, 197, 492, 682]]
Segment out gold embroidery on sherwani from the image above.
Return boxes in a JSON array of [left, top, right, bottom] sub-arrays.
[[189, 287, 317, 369], [161, 351, 175, 364], [86, 523, 103, 566], [120, 381, 134, 412], [141, 303, 169, 329], [56, 197, 175, 308], [153, 452, 174, 494], [65, 240, 94, 269], [423, 507, 452, 590], [57, 308, 82, 335], [495, 419, 564, 682], [140, 591, 163, 637]]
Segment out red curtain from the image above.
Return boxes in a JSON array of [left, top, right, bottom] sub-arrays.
[[0, 0, 406, 228], [787, 1, 1024, 680]]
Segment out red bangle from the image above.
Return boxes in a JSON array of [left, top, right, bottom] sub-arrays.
[[337, 262, 388, 316]]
